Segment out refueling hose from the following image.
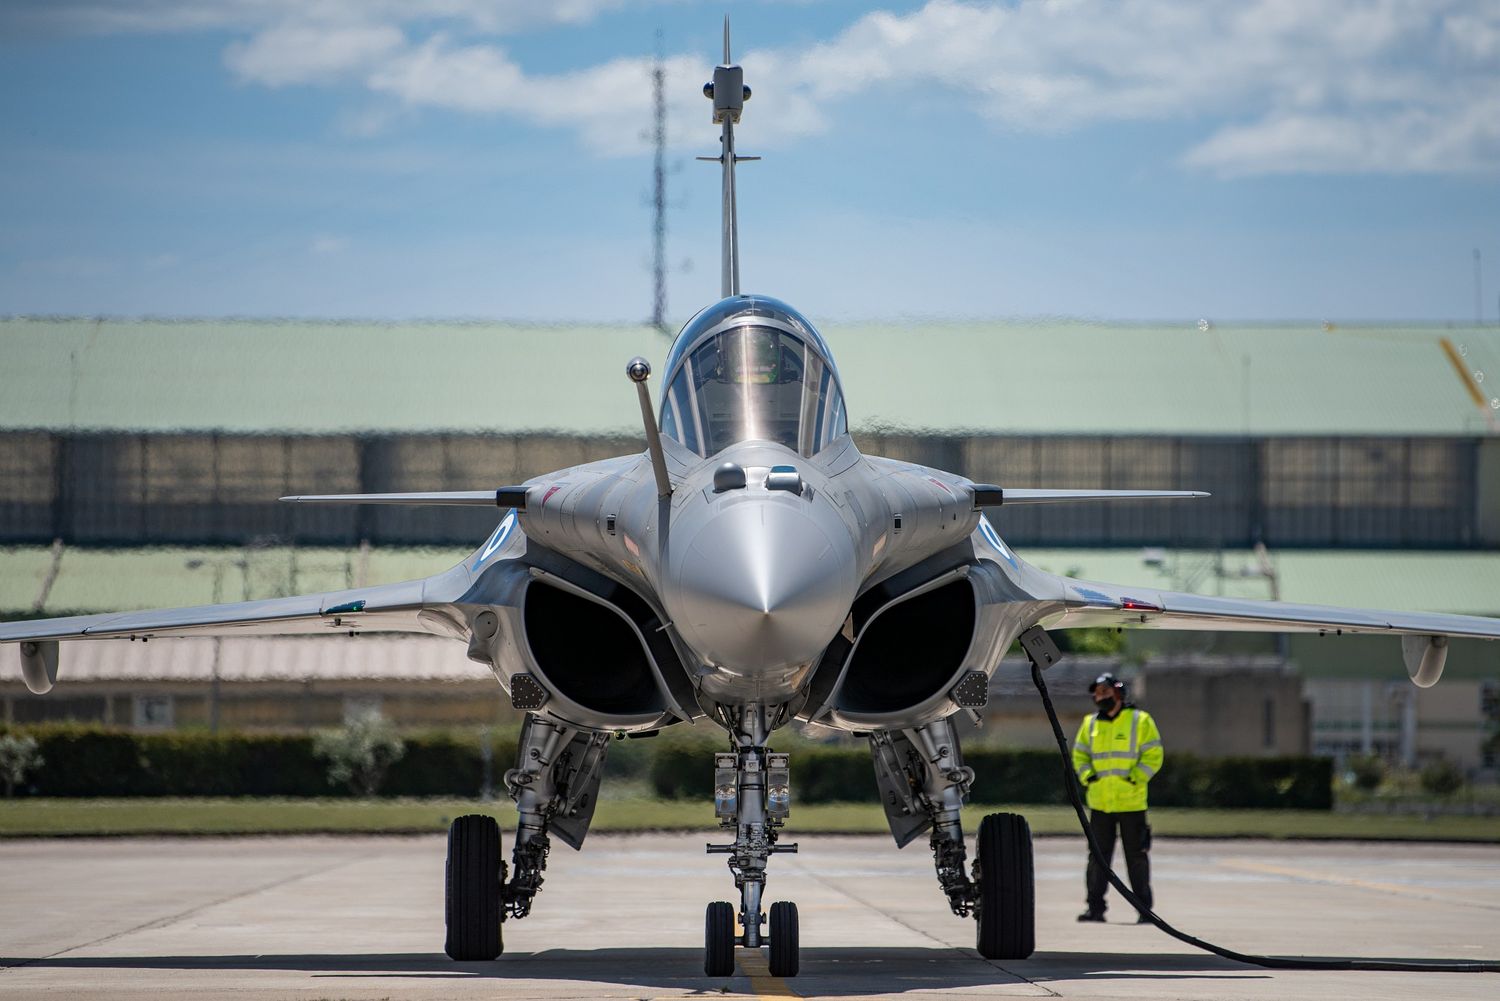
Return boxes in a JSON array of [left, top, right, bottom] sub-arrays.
[[1022, 627, 1499, 974]]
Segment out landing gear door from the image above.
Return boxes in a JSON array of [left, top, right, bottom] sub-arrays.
[[548, 729, 610, 850], [869, 730, 931, 848]]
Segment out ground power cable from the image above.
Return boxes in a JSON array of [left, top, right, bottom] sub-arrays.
[[1020, 626, 1500, 975]]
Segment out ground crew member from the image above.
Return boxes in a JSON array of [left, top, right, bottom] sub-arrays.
[[1071, 672, 1163, 923]]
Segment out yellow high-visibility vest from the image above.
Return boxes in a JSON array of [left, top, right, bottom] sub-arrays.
[[1071, 706, 1164, 813]]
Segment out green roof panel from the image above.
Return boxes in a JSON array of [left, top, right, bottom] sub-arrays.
[[3, 318, 1498, 437]]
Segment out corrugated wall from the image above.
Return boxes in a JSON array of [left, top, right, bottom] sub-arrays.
[[0, 431, 1482, 549]]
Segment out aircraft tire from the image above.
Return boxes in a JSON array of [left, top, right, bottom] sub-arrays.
[[975, 812, 1035, 960], [444, 814, 503, 961], [704, 900, 736, 977], [768, 900, 800, 977]]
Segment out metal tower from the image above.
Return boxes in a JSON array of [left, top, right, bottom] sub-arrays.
[[651, 35, 668, 332]]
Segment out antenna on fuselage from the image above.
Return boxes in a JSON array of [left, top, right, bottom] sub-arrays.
[[697, 15, 757, 298]]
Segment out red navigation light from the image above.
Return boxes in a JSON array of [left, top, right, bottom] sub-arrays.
[[1119, 597, 1163, 613]]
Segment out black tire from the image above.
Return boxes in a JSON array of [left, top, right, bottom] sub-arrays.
[[445, 814, 503, 961], [975, 812, 1035, 960], [768, 900, 800, 978], [704, 900, 736, 977]]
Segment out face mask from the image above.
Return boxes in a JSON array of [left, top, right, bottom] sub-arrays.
[[1094, 695, 1117, 712]]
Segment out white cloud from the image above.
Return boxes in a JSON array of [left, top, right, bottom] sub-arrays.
[[226, 22, 406, 87], [774, 0, 1500, 175], [363, 42, 728, 153], [13, 0, 1500, 175], [1445, 11, 1500, 61], [309, 234, 349, 255], [1182, 95, 1500, 176], [2, 1, 638, 36]]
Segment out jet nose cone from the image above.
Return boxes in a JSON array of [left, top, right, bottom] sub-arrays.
[[668, 500, 856, 684]]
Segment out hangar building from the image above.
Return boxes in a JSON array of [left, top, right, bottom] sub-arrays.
[[2, 317, 1497, 772]]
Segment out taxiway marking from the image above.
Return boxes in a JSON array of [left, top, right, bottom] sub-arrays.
[[738, 948, 798, 998]]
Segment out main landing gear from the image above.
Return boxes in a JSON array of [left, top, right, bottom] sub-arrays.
[[443, 715, 610, 961], [703, 705, 801, 978], [974, 812, 1035, 960], [443, 708, 1033, 971], [870, 717, 1035, 960]]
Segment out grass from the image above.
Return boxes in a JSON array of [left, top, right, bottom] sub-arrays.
[[1, 798, 1497, 841]]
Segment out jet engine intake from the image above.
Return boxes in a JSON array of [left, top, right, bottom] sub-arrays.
[[832, 576, 977, 719], [521, 581, 669, 720]]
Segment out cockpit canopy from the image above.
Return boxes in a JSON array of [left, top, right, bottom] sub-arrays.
[[660, 296, 848, 459]]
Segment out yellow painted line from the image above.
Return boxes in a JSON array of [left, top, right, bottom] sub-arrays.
[[1222, 859, 1478, 907], [1438, 336, 1493, 414], [738, 947, 798, 998]]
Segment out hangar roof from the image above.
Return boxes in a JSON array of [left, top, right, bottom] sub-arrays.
[[22, 634, 491, 684], [2, 317, 1498, 437]]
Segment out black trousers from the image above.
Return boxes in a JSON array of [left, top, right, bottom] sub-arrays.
[[1085, 809, 1152, 915]]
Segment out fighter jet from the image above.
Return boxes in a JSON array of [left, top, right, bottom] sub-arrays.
[[4, 23, 1497, 979]]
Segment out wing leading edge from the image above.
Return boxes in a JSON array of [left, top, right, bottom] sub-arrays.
[[0, 578, 439, 645], [0, 569, 474, 695], [280, 487, 528, 509], [974, 487, 1210, 506], [1040, 574, 1499, 687]]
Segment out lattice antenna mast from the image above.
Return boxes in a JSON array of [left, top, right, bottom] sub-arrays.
[[698, 16, 757, 298], [650, 33, 668, 332]]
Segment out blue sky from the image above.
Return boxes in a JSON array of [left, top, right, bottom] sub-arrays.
[[1, 0, 1498, 324]]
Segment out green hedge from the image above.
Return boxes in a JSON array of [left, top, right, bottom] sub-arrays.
[[0, 724, 518, 799], [1147, 752, 1333, 810], [647, 741, 1329, 810], [0, 724, 1331, 809]]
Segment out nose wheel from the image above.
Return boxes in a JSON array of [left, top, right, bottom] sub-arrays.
[[702, 705, 801, 979], [768, 900, 800, 977], [704, 901, 736, 977], [702, 899, 800, 979]]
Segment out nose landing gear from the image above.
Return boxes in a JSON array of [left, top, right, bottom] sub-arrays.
[[703, 705, 801, 978], [768, 899, 800, 977]]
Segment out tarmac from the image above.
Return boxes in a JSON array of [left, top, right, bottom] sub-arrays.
[[0, 831, 1495, 1000]]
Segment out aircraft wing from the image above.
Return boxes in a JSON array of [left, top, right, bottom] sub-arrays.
[[1038, 573, 1500, 686], [0, 574, 464, 645], [0, 570, 474, 696]]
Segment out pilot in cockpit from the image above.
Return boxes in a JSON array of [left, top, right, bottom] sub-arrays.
[[660, 323, 846, 460]]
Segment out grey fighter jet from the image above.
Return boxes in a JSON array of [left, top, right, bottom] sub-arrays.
[[5, 23, 1498, 979]]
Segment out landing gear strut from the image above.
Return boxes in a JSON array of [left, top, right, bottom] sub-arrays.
[[703, 705, 800, 977], [443, 715, 609, 960], [869, 716, 1035, 959]]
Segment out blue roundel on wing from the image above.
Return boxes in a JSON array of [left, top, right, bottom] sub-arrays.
[[471, 509, 518, 570], [977, 515, 1018, 569]]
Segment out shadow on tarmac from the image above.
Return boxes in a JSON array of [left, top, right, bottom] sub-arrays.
[[36, 945, 1498, 992]]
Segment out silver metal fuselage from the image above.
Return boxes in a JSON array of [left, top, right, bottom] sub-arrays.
[[514, 431, 979, 709]]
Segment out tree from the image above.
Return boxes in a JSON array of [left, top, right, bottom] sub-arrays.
[[1346, 753, 1384, 792], [0, 734, 44, 797], [1419, 757, 1465, 797], [1053, 627, 1128, 656], [313, 712, 406, 797]]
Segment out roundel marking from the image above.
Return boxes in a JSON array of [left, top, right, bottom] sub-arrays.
[[472, 509, 518, 569], [978, 514, 1018, 569]]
